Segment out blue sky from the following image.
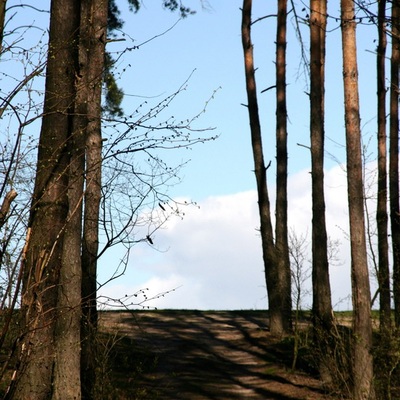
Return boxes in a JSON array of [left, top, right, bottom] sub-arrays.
[[2, 1, 383, 310], [108, 0, 378, 200]]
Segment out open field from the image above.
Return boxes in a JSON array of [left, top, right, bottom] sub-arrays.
[[98, 310, 338, 399]]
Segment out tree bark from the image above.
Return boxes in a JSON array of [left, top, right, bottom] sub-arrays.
[[11, 0, 81, 398], [274, 0, 292, 335], [309, 0, 335, 385], [390, 0, 400, 328], [241, 0, 291, 337], [340, 0, 375, 398], [79, 0, 108, 398], [0, 0, 6, 54], [310, 0, 332, 327], [0, 189, 17, 230], [376, 0, 391, 332], [52, 99, 85, 400]]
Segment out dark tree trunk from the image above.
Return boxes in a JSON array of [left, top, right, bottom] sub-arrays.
[[274, 0, 292, 335], [309, 0, 335, 385], [79, 0, 108, 398], [11, 0, 81, 398], [376, 0, 391, 332], [241, 0, 291, 337], [390, 0, 400, 328], [53, 87, 85, 400], [375, 2, 392, 396], [340, 0, 375, 398], [310, 0, 332, 328]]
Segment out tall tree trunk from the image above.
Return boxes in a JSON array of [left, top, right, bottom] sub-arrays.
[[310, 0, 332, 328], [10, 0, 81, 398], [53, 91, 85, 400], [376, 0, 391, 332], [309, 0, 335, 385], [79, 0, 108, 398], [275, 0, 292, 335], [375, 2, 392, 396], [340, 1, 375, 398], [390, 0, 400, 328], [241, 0, 291, 337]]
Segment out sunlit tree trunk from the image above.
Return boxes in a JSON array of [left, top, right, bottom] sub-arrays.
[[390, 0, 400, 328], [11, 0, 81, 398], [340, 0, 375, 398], [53, 84, 85, 400], [241, 0, 291, 337]]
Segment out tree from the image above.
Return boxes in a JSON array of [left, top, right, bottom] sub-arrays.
[[376, 0, 391, 332], [274, 0, 292, 336], [340, 0, 375, 397], [241, 0, 291, 337], [2, 1, 213, 397], [0, 5, 46, 375], [309, 0, 336, 385], [309, 0, 332, 328], [288, 229, 310, 370], [78, 1, 108, 398], [9, 0, 81, 397], [390, 0, 400, 327]]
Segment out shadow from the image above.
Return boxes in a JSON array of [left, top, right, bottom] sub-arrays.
[[99, 310, 333, 399]]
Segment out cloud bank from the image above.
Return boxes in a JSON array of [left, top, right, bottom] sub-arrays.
[[99, 164, 378, 311]]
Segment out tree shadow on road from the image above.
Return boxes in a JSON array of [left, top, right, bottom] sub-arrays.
[[99, 310, 335, 400]]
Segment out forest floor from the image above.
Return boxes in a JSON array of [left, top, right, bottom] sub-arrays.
[[98, 310, 342, 399]]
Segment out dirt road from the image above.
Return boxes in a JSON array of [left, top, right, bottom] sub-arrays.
[[99, 310, 336, 400]]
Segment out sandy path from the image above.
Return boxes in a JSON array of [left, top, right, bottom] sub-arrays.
[[99, 310, 336, 400]]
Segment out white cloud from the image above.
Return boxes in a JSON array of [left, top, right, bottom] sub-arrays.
[[99, 163, 379, 311]]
